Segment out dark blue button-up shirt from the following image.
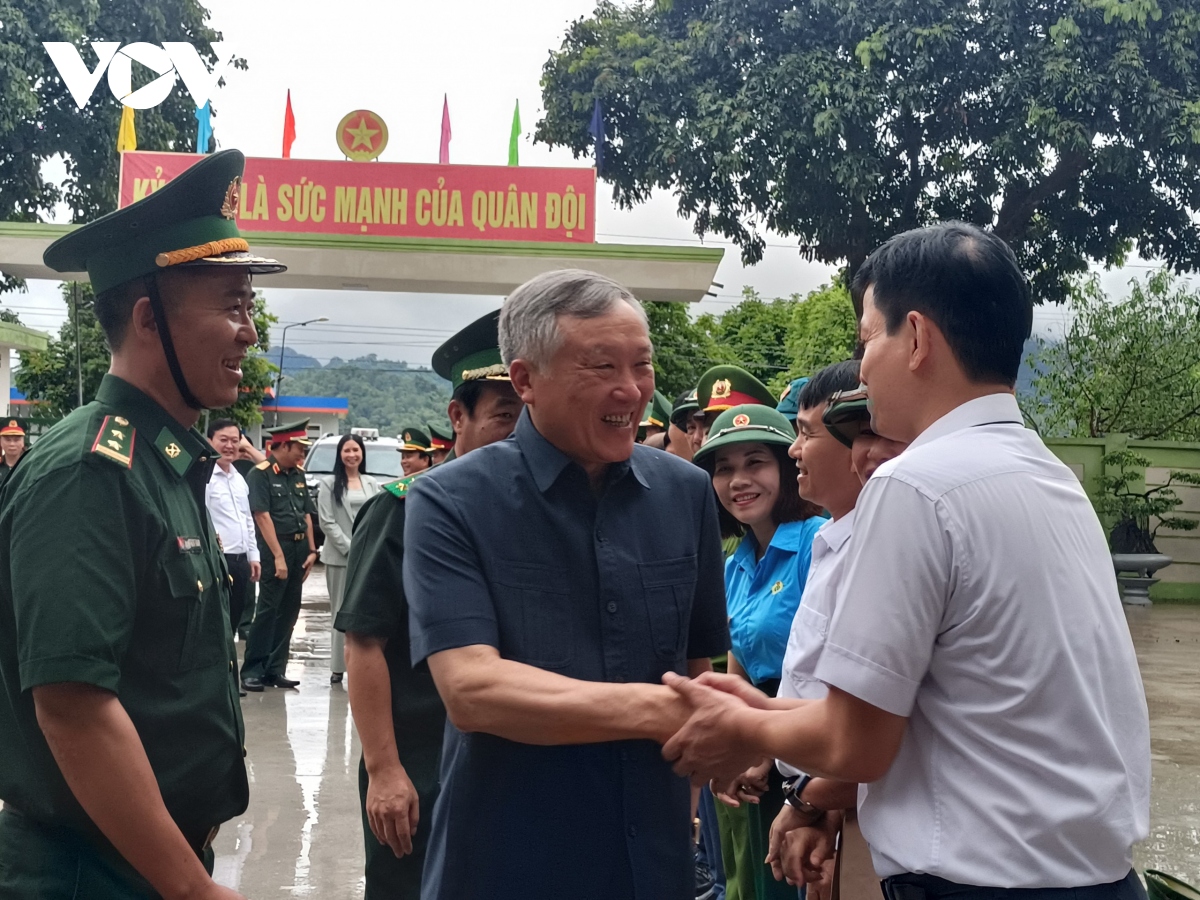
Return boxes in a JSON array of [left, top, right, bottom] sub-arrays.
[[404, 409, 729, 900]]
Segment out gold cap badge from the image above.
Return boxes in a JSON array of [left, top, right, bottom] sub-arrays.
[[220, 176, 241, 220], [712, 379, 732, 400]]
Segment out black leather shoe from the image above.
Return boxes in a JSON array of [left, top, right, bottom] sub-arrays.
[[265, 674, 300, 689], [330, 673, 343, 684], [238, 686, 248, 697], [241, 676, 265, 692]]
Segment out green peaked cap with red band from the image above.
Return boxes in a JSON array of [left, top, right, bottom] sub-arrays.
[[428, 422, 455, 450], [265, 419, 312, 447], [696, 365, 776, 413], [399, 426, 433, 452], [432, 309, 509, 391]]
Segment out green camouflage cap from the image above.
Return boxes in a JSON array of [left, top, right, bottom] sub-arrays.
[[693, 404, 796, 466], [696, 365, 776, 413], [432, 309, 508, 390], [671, 389, 699, 430], [43, 149, 285, 295], [399, 426, 433, 453], [822, 386, 871, 448]]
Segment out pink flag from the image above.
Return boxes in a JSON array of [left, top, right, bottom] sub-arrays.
[[282, 90, 296, 159], [439, 94, 451, 164]]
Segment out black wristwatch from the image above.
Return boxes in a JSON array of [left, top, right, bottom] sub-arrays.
[[781, 774, 824, 824]]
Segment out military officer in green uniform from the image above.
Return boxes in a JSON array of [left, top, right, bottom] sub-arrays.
[[335, 309, 522, 899], [240, 420, 317, 692], [0, 418, 27, 490], [636, 389, 672, 442], [398, 426, 433, 476], [0, 149, 285, 899]]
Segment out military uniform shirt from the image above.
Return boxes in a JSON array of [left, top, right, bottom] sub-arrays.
[[247, 454, 316, 542], [0, 374, 247, 841]]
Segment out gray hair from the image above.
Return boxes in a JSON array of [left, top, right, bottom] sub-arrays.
[[499, 269, 648, 370]]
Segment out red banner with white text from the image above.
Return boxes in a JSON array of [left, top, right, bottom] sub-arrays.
[[118, 151, 596, 243]]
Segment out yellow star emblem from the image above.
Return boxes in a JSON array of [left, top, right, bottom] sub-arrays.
[[771, 580, 784, 595], [346, 117, 379, 151], [164, 443, 182, 459]]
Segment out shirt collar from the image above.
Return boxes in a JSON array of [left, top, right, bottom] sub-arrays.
[[908, 392, 1024, 452], [732, 519, 811, 569], [815, 507, 856, 553], [514, 408, 648, 493], [95, 375, 212, 479]]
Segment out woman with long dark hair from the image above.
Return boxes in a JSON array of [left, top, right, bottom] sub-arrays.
[[694, 403, 826, 900], [318, 434, 380, 683]]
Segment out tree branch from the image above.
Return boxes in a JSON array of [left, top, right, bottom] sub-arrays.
[[994, 148, 1090, 243]]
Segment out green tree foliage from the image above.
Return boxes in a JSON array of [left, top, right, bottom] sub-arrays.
[[16, 287, 278, 428], [537, 0, 1200, 313], [646, 282, 858, 396], [783, 282, 859, 386], [1025, 270, 1200, 440], [0, 0, 240, 293], [13, 284, 109, 416], [643, 299, 732, 396], [280, 357, 452, 439]]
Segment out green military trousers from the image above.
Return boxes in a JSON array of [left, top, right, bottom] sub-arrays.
[[0, 809, 214, 899], [241, 539, 308, 680]]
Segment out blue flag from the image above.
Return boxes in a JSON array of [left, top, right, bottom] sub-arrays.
[[587, 98, 604, 175], [195, 102, 213, 153]]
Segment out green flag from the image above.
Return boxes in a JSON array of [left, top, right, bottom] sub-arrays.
[[508, 100, 521, 166]]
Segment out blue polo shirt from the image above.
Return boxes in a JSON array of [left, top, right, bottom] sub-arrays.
[[404, 409, 729, 900], [725, 517, 825, 686]]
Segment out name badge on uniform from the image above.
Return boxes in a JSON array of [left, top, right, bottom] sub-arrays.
[[176, 536, 202, 554]]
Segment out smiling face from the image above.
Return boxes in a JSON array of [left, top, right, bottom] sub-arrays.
[[272, 440, 307, 470], [791, 402, 862, 518], [851, 431, 908, 484], [156, 268, 259, 411], [340, 438, 364, 472], [400, 450, 431, 476], [858, 285, 921, 442], [510, 301, 654, 479], [711, 442, 781, 530], [209, 425, 241, 463]]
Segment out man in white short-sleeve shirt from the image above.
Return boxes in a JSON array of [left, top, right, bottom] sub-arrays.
[[664, 222, 1150, 900]]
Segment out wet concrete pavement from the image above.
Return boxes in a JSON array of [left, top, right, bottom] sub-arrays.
[[212, 570, 1200, 895]]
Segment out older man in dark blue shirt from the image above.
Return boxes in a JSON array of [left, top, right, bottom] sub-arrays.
[[403, 269, 730, 900]]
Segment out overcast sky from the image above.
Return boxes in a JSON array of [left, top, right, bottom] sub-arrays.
[[4, 0, 1177, 366]]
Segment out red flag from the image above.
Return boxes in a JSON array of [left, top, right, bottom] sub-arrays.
[[282, 90, 296, 159], [439, 94, 451, 164]]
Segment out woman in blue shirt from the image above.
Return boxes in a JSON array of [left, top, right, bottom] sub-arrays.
[[694, 403, 825, 900]]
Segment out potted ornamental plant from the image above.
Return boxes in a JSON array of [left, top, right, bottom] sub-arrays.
[[1095, 450, 1200, 605]]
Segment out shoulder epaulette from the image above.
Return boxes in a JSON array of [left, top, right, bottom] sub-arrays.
[[254, 459, 271, 470], [90, 415, 136, 469], [382, 473, 420, 500]]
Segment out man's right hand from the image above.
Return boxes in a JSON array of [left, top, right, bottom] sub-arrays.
[[366, 764, 420, 858], [273, 555, 287, 580]]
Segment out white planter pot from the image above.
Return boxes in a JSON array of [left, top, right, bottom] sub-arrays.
[[1111, 553, 1173, 606]]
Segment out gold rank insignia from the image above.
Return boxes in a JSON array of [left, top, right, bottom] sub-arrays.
[[712, 379, 733, 401], [164, 443, 181, 459], [90, 415, 135, 468], [155, 427, 192, 475], [220, 176, 241, 220], [771, 580, 784, 595]]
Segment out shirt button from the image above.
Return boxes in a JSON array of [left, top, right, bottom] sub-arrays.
[[606, 601, 617, 613], [627, 825, 638, 838], [196, 580, 203, 591]]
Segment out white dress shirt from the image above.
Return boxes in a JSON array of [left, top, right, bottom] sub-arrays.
[[814, 393, 1150, 888], [775, 509, 856, 778], [205, 462, 259, 562]]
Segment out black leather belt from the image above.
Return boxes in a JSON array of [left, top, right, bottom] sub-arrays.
[[224, 552, 248, 561], [183, 825, 220, 856], [881, 869, 1145, 900]]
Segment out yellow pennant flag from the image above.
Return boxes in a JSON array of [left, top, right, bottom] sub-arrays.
[[117, 105, 137, 152]]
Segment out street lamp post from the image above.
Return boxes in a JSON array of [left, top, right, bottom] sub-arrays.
[[273, 317, 328, 425]]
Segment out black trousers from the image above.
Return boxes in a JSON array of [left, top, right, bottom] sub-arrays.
[[881, 869, 1147, 900], [224, 552, 252, 633]]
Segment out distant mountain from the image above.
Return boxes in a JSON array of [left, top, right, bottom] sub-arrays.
[[266, 346, 323, 376], [277, 354, 451, 437]]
